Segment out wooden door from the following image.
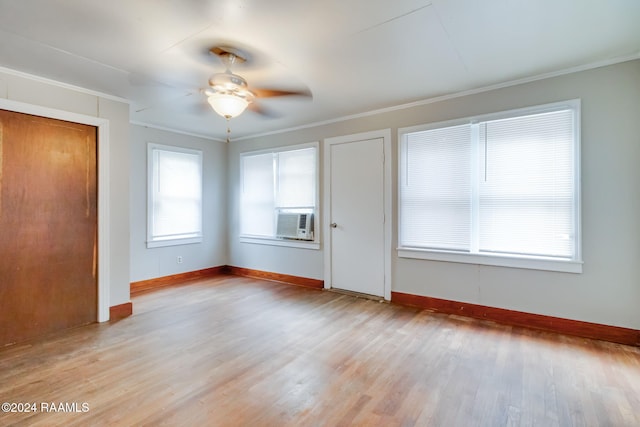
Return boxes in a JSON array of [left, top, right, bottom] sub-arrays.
[[0, 109, 97, 346], [329, 137, 385, 297]]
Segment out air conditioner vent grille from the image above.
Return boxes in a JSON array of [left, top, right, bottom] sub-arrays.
[[276, 213, 314, 241]]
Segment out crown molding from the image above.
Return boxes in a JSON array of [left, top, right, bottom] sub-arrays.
[[130, 120, 225, 142], [0, 65, 130, 104], [235, 52, 640, 141], [3, 52, 638, 142]]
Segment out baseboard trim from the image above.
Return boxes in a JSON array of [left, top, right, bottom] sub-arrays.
[[130, 266, 228, 295], [109, 302, 133, 320], [226, 266, 324, 289], [128, 268, 638, 346], [129, 266, 322, 295], [392, 291, 640, 347]]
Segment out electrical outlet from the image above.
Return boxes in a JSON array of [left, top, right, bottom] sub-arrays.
[[177, 256, 183, 264]]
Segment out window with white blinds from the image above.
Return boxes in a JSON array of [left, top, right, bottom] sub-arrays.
[[400, 124, 472, 251], [147, 144, 203, 248], [398, 100, 581, 273], [240, 152, 276, 237], [240, 143, 318, 243]]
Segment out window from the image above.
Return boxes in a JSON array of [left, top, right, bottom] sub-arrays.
[[240, 143, 319, 247], [398, 100, 581, 273], [147, 143, 203, 248]]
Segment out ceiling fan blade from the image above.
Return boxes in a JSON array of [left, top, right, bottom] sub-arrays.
[[251, 87, 312, 99], [248, 102, 281, 118]]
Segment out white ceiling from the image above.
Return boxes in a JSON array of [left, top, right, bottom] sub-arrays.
[[0, 0, 639, 140]]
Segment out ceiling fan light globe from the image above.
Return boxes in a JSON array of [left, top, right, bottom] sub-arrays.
[[207, 93, 249, 119]]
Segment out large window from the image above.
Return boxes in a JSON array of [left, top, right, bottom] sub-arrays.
[[240, 143, 318, 246], [147, 143, 203, 248], [398, 100, 581, 273]]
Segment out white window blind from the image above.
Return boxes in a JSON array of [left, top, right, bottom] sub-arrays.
[[240, 144, 318, 240], [240, 152, 275, 237], [276, 148, 316, 209], [148, 144, 203, 248], [478, 110, 575, 258], [400, 124, 472, 251], [399, 100, 580, 271]]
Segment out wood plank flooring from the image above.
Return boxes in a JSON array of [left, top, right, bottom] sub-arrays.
[[1, 275, 639, 426]]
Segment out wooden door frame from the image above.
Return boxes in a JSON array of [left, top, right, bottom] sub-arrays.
[[323, 129, 392, 300], [0, 98, 111, 322]]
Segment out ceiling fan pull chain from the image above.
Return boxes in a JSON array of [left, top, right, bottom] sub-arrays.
[[226, 118, 232, 143]]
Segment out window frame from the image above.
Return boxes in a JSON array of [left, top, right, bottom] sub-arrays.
[[239, 141, 320, 250], [147, 143, 203, 248], [398, 100, 582, 273]]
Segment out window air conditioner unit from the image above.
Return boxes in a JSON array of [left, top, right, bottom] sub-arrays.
[[276, 213, 314, 241]]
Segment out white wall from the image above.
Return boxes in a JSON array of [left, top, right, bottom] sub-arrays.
[[0, 69, 131, 307], [229, 59, 640, 329], [129, 125, 228, 282]]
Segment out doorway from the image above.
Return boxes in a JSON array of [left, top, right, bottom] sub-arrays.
[[0, 109, 98, 345], [324, 129, 392, 299]]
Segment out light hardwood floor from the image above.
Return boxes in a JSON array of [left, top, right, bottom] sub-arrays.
[[1, 275, 639, 426]]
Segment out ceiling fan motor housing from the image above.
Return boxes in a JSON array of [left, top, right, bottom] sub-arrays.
[[209, 72, 247, 88], [208, 73, 255, 102]]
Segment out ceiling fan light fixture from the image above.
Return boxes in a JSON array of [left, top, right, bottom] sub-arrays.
[[207, 93, 250, 119]]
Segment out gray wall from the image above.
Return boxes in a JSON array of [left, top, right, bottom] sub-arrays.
[[129, 125, 228, 282], [0, 69, 131, 307], [229, 59, 640, 330], [5, 59, 636, 329], [227, 136, 325, 280]]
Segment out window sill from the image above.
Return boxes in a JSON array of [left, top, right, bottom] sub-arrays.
[[397, 248, 582, 273], [147, 236, 202, 248], [240, 236, 320, 250]]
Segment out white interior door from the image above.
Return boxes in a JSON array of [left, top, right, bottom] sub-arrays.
[[327, 136, 385, 297]]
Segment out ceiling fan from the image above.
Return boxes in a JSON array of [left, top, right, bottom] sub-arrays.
[[204, 45, 311, 121]]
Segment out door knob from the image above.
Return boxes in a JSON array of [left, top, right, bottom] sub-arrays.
[[330, 223, 337, 228]]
